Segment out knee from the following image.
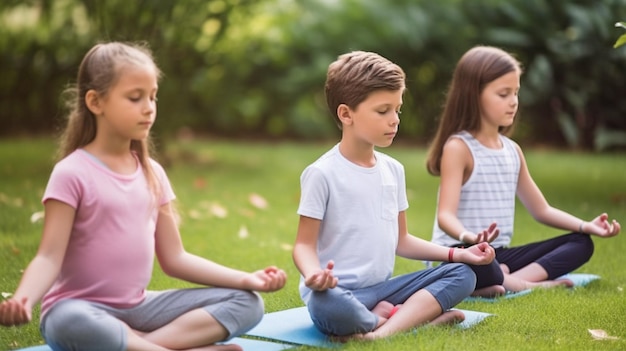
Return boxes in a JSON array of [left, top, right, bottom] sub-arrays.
[[43, 300, 122, 350], [449, 263, 477, 292], [45, 301, 95, 336], [224, 290, 265, 337], [474, 261, 504, 289], [572, 233, 595, 261], [581, 234, 595, 258], [234, 290, 264, 326], [307, 290, 341, 321], [446, 263, 477, 295], [308, 290, 373, 336]]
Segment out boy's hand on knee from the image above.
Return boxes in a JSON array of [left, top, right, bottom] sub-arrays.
[[305, 261, 338, 291], [458, 242, 495, 265]]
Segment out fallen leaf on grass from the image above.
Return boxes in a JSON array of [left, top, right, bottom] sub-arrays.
[[2, 292, 12, 299], [0, 193, 24, 207], [188, 209, 202, 219], [193, 178, 207, 189], [249, 193, 268, 209], [209, 203, 228, 218], [588, 329, 620, 340], [238, 225, 249, 239], [30, 211, 45, 223]]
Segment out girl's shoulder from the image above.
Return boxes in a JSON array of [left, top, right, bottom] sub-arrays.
[[52, 149, 90, 174]]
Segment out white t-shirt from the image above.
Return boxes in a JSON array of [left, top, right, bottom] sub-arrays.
[[297, 144, 409, 302]]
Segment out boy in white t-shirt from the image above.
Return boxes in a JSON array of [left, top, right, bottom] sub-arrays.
[[292, 51, 496, 340]]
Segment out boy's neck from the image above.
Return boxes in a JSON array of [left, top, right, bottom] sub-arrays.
[[338, 139, 377, 168]]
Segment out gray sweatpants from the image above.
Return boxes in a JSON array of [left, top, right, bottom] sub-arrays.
[[40, 287, 263, 351]]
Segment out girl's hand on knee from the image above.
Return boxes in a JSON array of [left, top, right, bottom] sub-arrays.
[[586, 213, 620, 238], [246, 266, 287, 292], [0, 297, 31, 327]]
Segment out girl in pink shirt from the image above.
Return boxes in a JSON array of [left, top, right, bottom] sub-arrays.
[[0, 41, 286, 351]]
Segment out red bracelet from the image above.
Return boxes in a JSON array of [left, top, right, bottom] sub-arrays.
[[448, 247, 455, 263]]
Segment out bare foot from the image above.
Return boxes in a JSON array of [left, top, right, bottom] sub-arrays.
[[371, 300, 394, 319], [428, 310, 465, 327], [334, 309, 465, 342], [471, 285, 506, 298], [532, 278, 574, 289]]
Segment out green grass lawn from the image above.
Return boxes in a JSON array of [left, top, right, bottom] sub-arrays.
[[1, 138, 625, 351]]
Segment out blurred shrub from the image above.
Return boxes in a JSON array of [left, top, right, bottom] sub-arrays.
[[1, 0, 625, 150]]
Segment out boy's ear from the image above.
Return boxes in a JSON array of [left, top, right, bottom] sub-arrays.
[[85, 90, 102, 115], [337, 104, 353, 126]]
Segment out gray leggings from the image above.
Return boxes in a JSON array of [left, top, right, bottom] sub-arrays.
[[40, 287, 263, 351]]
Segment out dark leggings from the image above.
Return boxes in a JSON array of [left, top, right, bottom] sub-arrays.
[[464, 232, 594, 289]]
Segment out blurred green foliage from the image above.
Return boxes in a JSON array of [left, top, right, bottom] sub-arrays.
[[1, 0, 626, 150]]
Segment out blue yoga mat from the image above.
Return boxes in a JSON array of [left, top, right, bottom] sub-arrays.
[[559, 273, 600, 287], [13, 337, 293, 351], [224, 337, 295, 350], [245, 306, 493, 348], [463, 273, 601, 303], [12, 346, 51, 351]]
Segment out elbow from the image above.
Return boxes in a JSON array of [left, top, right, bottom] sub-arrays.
[[436, 211, 452, 229], [159, 262, 178, 277]]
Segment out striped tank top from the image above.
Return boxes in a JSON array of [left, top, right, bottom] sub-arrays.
[[431, 131, 520, 248]]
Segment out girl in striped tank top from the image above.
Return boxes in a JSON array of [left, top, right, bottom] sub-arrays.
[[426, 46, 621, 297]]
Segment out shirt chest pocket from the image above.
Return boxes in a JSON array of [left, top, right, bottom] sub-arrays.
[[381, 184, 398, 221]]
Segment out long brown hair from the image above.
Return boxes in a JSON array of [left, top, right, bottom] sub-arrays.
[[426, 46, 522, 176], [58, 41, 163, 200]]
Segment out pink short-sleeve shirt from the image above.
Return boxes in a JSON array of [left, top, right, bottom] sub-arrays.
[[40, 150, 175, 316]]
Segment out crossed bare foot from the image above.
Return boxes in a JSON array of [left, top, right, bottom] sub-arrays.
[[471, 285, 506, 298], [371, 300, 395, 320], [532, 278, 574, 289], [332, 306, 465, 342], [428, 309, 465, 326]]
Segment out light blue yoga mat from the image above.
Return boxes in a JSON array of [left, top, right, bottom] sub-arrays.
[[463, 273, 601, 303], [12, 346, 51, 351], [245, 306, 493, 348], [224, 337, 295, 350], [559, 273, 600, 287], [246, 306, 337, 348], [14, 337, 293, 351]]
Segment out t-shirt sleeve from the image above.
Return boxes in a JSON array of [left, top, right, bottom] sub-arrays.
[[297, 166, 328, 220], [396, 162, 409, 212], [150, 159, 176, 206], [42, 162, 84, 208]]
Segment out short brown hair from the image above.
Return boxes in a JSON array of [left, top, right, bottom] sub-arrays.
[[325, 51, 405, 129]]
